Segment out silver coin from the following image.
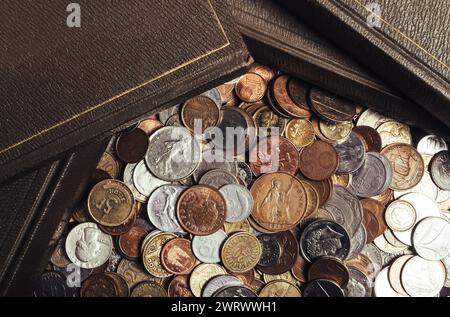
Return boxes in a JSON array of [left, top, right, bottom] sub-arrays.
[[106, 248, 123, 273], [384, 229, 408, 248], [334, 132, 366, 174], [417, 135, 448, 156], [385, 200, 417, 232], [219, 184, 253, 223], [159, 104, 180, 125], [147, 185, 187, 233], [324, 185, 363, 237], [437, 188, 450, 204], [388, 255, 414, 296], [379, 247, 414, 268], [65, 222, 112, 269], [401, 256, 446, 297], [430, 150, 450, 190], [374, 267, 406, 297], [412, 217, 450, 261], [165, 113, 183, 126], [145, 126, 201, 181], [441, 255, 450, 288], [236, 161, 253, 186], [257, 234, 281, 267], [361, 243, 383, 274], [192, 149, 238, 182], [201, 88, 222, 108], [133, 160, 169, 197], [199, 169, 239, 189], [373, 233, 408, 254], [351, 152, 392, 198], [393, 171, 438, 201], [192, 230, 228, 263], [377, 121, 412, 147], [213, 285, 257, 297], [357, 109, 391, 129], [392, 193, 441, 246], [202, 275, 242, 297], [123, 163, 148, 203], [344, 267, 372, 297], [347, 225, 367, 260]]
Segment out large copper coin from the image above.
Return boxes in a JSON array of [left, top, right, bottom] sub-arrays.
[[360, 198, 388, 235], [168, 275, 194, 297], [177, 185, 227, 236], [372, 189, 394, 206], [235, 72, 266, 103], [299, 140, 339, 181], [297, 173, 333, 208], [273, 75, 311, 118], [353, 125, 382, 152], [251, 172, 307, 232], [301, 181, 320, 219], [307, 256, 350, 288], [250, 136, 299, 176], [381, 143, 425, 190], [362, 208, 381, 243], [249, 63, 276, 82], [118, 223, 149, 260], [258, 231, 299, 275], [161, 238, 196, 275], [308, 88, 356, 122], [81, 274, 118, 297], [181, 95, 220, 133], [287, 77, 311, 111], [115, 128, 149, 163]]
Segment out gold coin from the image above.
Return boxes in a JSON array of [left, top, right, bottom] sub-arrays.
[[319, 120, 353, 142], [259, 280, 301, 297], [313, 208, 336, 221], [301, 181, 319, 220], [142, 232, 177, 278], [223, 219, 251, 234], [131, 281, 167, 297], [189, 264, 226, 297], [376, 121, 412, 148], [331, 173, 352, 188], [221, 232, 262, 273], [96, 151, 119, 178], [285, 118, 315, 148], [253, 106, 287, 137], [263, 271, 297, 285], [87, 179, 135, 227]]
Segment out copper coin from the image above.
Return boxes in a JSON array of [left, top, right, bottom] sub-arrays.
[[81, 274, 118, 297], [138, 118, 163, 135], [301, 181, 320, 219], [249, 63, 276, 82], [228, 269, 255, 287], [115, 128, 149, 163], [381, 143, 425, 190], [297, 174, 333, 208], [105, 272, 130, 297], [291, 254, 309, 283], [307, 256, 350, 288], [181, 95, 220, 133], [161, 238, 196, 275], [177, 185, 227, 236], [273, 75, 311, 118], [118, 223, 149, 260], [371, 189, 394, 206], [167, 275, 194, 297], [258, 231, 299, 275], [353, 125, 382, 152], [243, 101, 266, 116], [251, 172, 307, 232], [287, 77, 311, 111], [250, 136, 299, 176], [299, 140, 339, 181], [362, 208, 381, 243], [217, 83, 236, 105], [235, 72, 266, 103], [309, 88, 356, 122], [360, 198, 388, 234]]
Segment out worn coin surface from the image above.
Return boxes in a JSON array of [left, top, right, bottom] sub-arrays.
[[307, 256, 350, 288], [199, 169, 239, 188], [189, 263, 227, 297], [273, 75, 311, 118], [303, 279, 344, 297], [221, 232, 262, 273], [401, 256, 446, 297], [347, 225, 367, 260], [377, 121, 412, 147], [115, 128, 149, 164], [258, 231, 298, 275], [319, 120, 353, 143], [412, 217, 450, 261], [116, 259, 156, 289], [299, 140, 339, 181], [287, 77, 310, 110], [285, 118, 315, 148], [344, 267, 372, 297], [167, 275, 194, 297], [259, 280, 301, 297], [142, 232, 177, 278], [81, 273, 118, 297], [161, 238, 196, 275], [105, 272, 130, 297], [417, 135, 448, 155], [430, 150, 450, 190], [334, 132, 366, 174], [131, 281, 167, 297], [235, 72, 266, 103], [192, 230, 228, 264], [133, 160, 169, 197], [219, 184, 253, 223], [353, 125, 382, 152], [308, 88, 356, 122], [181, 95, 220, 133], [385, 200, 416, 232], [202, 275, 242, 297]]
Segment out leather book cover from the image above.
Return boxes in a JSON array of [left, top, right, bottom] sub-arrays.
[[275, 0, 450, 134], [0, 0, 250, 184]]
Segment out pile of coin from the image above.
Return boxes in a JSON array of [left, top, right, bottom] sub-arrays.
[[36, 63, 450, 298]]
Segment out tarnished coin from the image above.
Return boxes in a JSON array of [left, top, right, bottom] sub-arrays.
[[189, 263, 227, 297], [285, 118, 315, 148], [308, 88, 356, 122], [158, 104, 180, 125], [308, 256, 350, 288], [347, 225, 367, 260], [374, 267, 405, 297], [105, 272, 130, 297], [388, 255, 413, 296], [253, 106, 287, 137], [116, 259, 156, 289], [142, 232, 177, 278], [299, 140, 339, 181], [34, 272, 77, 297], [257, 234, 281, 267], [303, 279, 344, 297], [430, 150, 450, 190], [192, 149, 238, 182], [50, 235, 71, 268], [357, 109, 391, 129], [192, 230, 227, 264], [219, 184, 253, 223], [385, 200, 416, 232], [168, 275, 194, 297], [199, 169, 239, 188], [319, 120, 353, 143], [181, 95, 220, 133], [344, 267, 372, 297], [147, 185, 186, 233], [381, 143, 424, 191], [258, 231, 299, 275], [259, 280, 301, 297], [131, 281, 167, 297], [133, 160, 169, 197], [200, 87, 222, 109], [251, 172, 307, 232], [87, 179, 134, 227], [353, 125, 382, 152], [235, 72, 266, 103], [301, 181, 320, 219], [273, 75, 311, 118], [138, 117, 163, 135], [65, 222, 112, 269], [115, 128, 149, 164], [98, 203, 137, 236], [401, 256, 446, 297], [300, 220, 351, 262], [202, 275, 242, 297], [412, 217, 450, 261], [221, 232, 262, 273], [123, 163, 147, 203], [213, 285, 257, 297], [97, 151, 120, 178], [177, 185, 227, 236], [417, 135, 448, 155], [377, 121, 412, 147], [145, 126, 201, 181], [334, 132, 366, 174], [161, 238, 196, 275], [81, 273, 118, 297]]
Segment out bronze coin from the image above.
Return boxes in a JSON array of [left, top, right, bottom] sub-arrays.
[[299, 140, 339, 181], [81, 274, 118, 297], [287, 77, 311, 111], [118, 223, 149, 260], [371, 189, 394, 206], [115, 128, 149, 163], [308, 88, 356, 122], [217, 83, 236, 105], [353, 125, 382, 152], [258, 231, 299, 275], [167, 275, 194, 297], [138, 118, 163, 135], [249, 63, 276, 82], [181, 95, 220, 133], [360, 198, 388, 234], [250, 136, 299, 176], [228, 269, 255, 287], [177, 185, 227, 236], [98, 205, 136, 236], [235, 72, 266, 103], [243, 101, 266, 116], [273, 75, 311, 118], [161, 238, 196, 275], [297, 173, 333, 208], [362, 208, 381, 243], [307, 256, 350, 288], [291, 254, 309, 283], [105, 272, 130, 297]]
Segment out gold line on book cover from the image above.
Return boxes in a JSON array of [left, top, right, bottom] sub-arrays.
[[0, 0, 230, 157]]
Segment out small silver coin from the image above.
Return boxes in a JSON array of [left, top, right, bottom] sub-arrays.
[[385, 200, 417, 232], [201, 88, 222, 108], [384, 229, 408, 248], [361, 243, 383, 274], [344, 267, 372, 297], [202, 275, 242, 297], [159, 104, 180, 125], [257, 234, 281, 267], [412, 216, 450, 261], [147, 185, 187, 233], [334, 132, 366, 174], [213, 285, 257, 297], [192, 149, 238, 182], [374, 267, 406, 297], [192, 230, 228, 263], [123, 163, 148, 203], [133, 160, 169, 197], [219, 184, 253, 223], [401, 256, 446, 297], [236, 161, 253, 186], [417, 135, 448, 156], [430, 150, 450, 190], [199, 169, 239, 189], [303, 279, 344, 297], [65, 222, 113, 269], [347, 225, 367, 260]]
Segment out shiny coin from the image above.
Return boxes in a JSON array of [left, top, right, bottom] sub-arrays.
[[131, 281, 167, 297], [334, 132, 366, 174], [235, 72, 266, 103], [253, 106, 287, 137], [133, 160, 169, 197], [142, 232, 177, 278], [221, 232, 262, 273], [81, 273, 118, 297], [192, 230, 227, 264], [167, 275, 194, 297], [138, 117, 163, 135], [401, 256, 446, 297], [373, 234, 408, 254], [372, 188, 394, 206], [202, 275, 242, 297], [147, 184, 186, 233], [258, 231, 299, 275], [199, 168, 239, 188], [213, 285, 257, 297], [181, 95, 220, 133], [259, 280, 301, 297], [192, 149, 238, 182], [285, 118, 315, 148], [123, 163, 147, 202], [362, 208, 381, 243], [377, 121, 412, 147], [236, 161, 253, 186], [357, 109, 391, 129], [417, 135, 448, 155], [145, 126, 201, 181], [412, 217, 450, 261], [189, 263, 227, 297], [388, 255, 413, 296], [263, 271, 297, 285], [257, 234, 281, 267], [303, 279, 344, 297], [374, 267, 405, 297], [344, 267, 372, 297], [430, 150, 450, 190], [384, 229, 408, 248], [308, 88, 356, 122], [223, 220, 251, 234], [299, 140, 339, 181], [308, 256, 350, 288], [385, 200, 416, 232], [353, 125, 382, 152], [331, 173, 352, 188], [161, 238, 196, 275], [249, 64, 276, 82], [118, 221, 152, 260], [96, 151, 120, 178], [273, 75, 311, 118], [219, 184, 253, 223], [319, 120, 353, 143], [115, 128, 149, 163]]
